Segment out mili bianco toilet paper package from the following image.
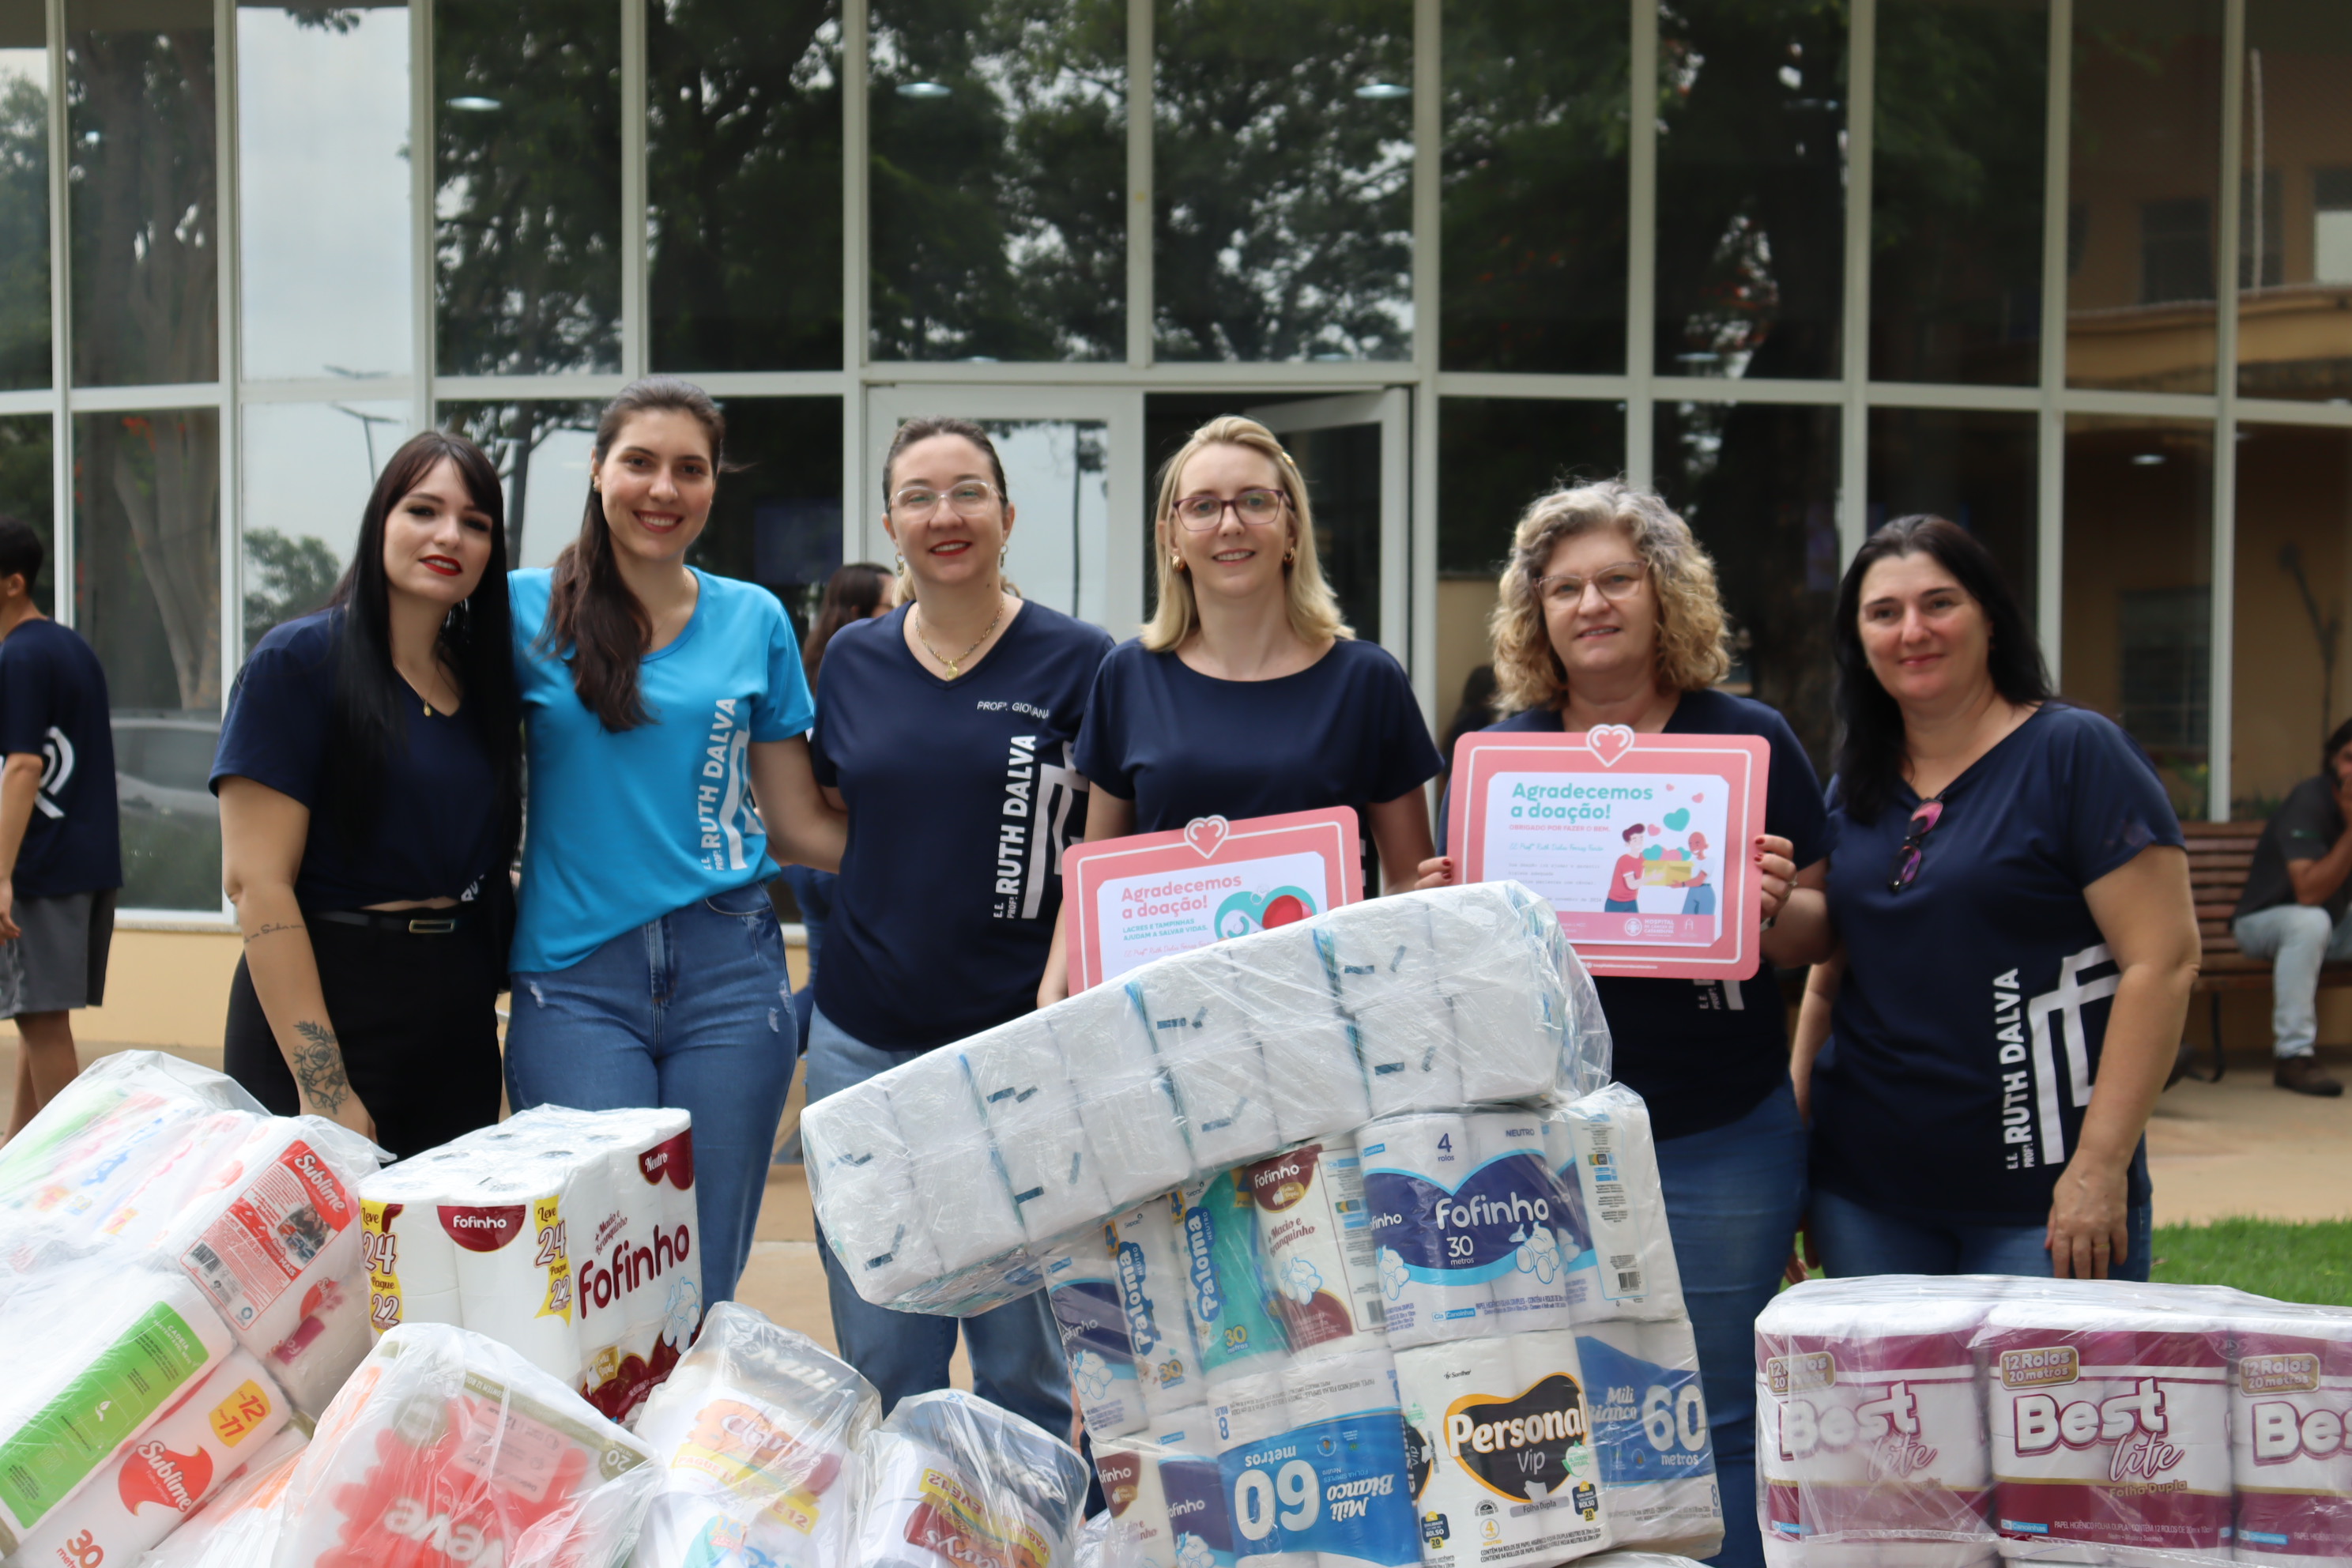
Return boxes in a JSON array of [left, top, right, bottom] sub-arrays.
[[1757, 1275, 2349, 1568]]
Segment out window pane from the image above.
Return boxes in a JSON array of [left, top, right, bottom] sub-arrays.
[[682, 397, 842, 634], [239, 401, 413, 656], [1153, 0, 1413, 362], [435, 400, 599, 568], [1655, 401, 1841, 768], [435, 0, 620, 375], [1869, 0, 2046, 385], [2066, 0, 2222, 393], [0, 413, 53, 615], [0, 0, 48, 392], [869, 0, 1123, 362], [239, 2, 412, 383], [2237, 1, 2352, 400], [1655, 0, 1846, 382], [2061, 415, 2213, 817], [649, 0, 842, 371], [68, 0, 217, 389], [2230, 424, 2350, 816], [1440, 2, 1628, 375], [76, 407, 220, 910], [1864, 407, 2037, 616]]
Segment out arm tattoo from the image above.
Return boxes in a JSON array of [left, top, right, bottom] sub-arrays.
[[243, 921, 303, 945], [290, 1020, 352, 1115]]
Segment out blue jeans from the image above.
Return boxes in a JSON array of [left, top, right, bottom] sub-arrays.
[[505, 883, 797, 1306], [1654, 1080, 1810, 1568], [1811, 1188, 2154, 1282], [777, 864, 835, 1055], [805, 1004, 1075, 1439], [2233, 903, 2352, 1057]]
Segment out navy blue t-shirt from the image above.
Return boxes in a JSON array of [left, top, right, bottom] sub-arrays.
[[1442, 688, 1834, 1141], [0, 618, 121, 899], [1073, 639, 1443, 839], [210, 611, 504, 911], [811, 601, 1114, 1052], [1815, 704, 2181, 1223]]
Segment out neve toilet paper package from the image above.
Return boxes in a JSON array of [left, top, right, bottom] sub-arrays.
[[628, 1301, 882, 1568], [1577, 1318, 1722, 1559], [847, 1389, 1090, 1568], [2231, 1309, 2352, 1566], [804, 882, 1608, 1317]]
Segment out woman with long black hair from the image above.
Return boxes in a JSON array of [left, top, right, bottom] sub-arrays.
[[214, 429, 520, 1159]]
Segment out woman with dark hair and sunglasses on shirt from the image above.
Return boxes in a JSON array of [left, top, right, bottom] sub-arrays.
[[1790, 514, 2199, 1284]]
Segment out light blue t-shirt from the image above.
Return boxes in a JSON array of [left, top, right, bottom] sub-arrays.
[[509, 567, 815, 974]]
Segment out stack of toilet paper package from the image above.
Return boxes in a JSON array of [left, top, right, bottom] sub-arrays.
[[358, 1103, 703, 1425], [804, 883, 1723, 1568], [1755, 1274, 2352, 1568]]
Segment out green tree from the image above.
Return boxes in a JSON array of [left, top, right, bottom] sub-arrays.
[[0, 73, 47, 391], [243, 527, 344, 650]]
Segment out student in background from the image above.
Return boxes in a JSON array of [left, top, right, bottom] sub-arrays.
[[2227, 714, 2352, 1096], [0, 514, 119, 1140]]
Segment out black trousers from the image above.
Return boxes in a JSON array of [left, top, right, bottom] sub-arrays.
[[224, 915, 504, 1160]]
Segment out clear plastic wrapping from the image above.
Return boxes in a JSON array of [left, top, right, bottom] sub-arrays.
[[134, 1427, 311, 1567], [805, 883, 1611, 1317], [1755, 1274, 2346, 1568], [846, 1388, 1091, 1568]]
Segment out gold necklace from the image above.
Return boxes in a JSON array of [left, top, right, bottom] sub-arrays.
[[915, 596, 1004, 679]]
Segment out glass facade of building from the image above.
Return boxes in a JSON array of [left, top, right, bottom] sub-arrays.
[[2, 0, 2346, 912]]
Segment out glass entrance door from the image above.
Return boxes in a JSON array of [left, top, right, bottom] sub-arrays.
[[1245, 390, 1411, 667]]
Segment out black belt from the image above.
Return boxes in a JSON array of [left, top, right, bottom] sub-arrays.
[[310, 907, 476, 936]]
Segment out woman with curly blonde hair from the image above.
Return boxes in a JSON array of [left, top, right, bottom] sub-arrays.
[[1038, 416, 1442, 1002], [1423, 478, 1831, 1568]]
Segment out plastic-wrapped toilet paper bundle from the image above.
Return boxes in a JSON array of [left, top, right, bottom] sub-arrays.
[[893, 1050, 1032, 1276], [1209, 1369, 1313, 1568], [963, 1014, 1117, 1244], [1244, 1141, 1386, 1358], [849, 1389, 1089, 1568], [1980, 1295, 2232, 1564], [1396, 1330, 1609, 1567], [1046, 1227, 1152, 1438], [5, 1348, 292, 1566], [1096, 1436, 1184, 1568], [1113, 1193, 1209, 1415], [1547, 1087, 1684, 1323], [2232, 1309, 2352, 1566], [0, 1052, 269, 1231], [629, 1301, 882, 1568], [265, 1268, 372, 1419], [1424, 886, 1572, 1105], [134, 1426, 311, 1568], [1132, 948, 1287, 1172], [273, 1321, 659, 1568], [571, 1107, 702, 1421], [1246, 925, 1374, 1142], [1324, 895, 1462, 1118], [1469, 1110, 1574, 1336], [81, 1110, 268, 1250], [161, 1119, 369, 1361], [1278, 1347, 1419, 1567], [1181, 1170, 1291, 1383], [797, 1076, 948, 1306], [1577, 1319, 1721, 1559], [1051, 983, 1197, 1210]]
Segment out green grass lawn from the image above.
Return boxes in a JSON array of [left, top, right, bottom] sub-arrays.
[[2149, 1218, 2352, 1306]]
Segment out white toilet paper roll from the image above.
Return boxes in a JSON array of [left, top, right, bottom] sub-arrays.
[[1238, 924, 1373, 1143], [1427, 887, 1568, 1105], [1245, 1142, 1388, 1359], [2233, 1312, 2352, 1568], [1096, 1437, 1181, 1568], [1133, 950, 1287, 1170], [963, 1016, 1114, 1245], [1356, 1113, 1489, 1348], [1395, 1332, 1608, 1568], [803, 1078, 948, 1305], [443, 1160, 580, 1382], [1281, 1348, 1419, 1568], [1468, 1110, 1574, 1336], [1045, 1234, 1151, 1439], [1054, 986, 1197, 1208], [1211, 1370, 1314, 1568], [1326, 900, 1462, 1117], [163, 1121, 366, 1358], [360, 1170, 464, 1336], [1111, 1193, 1208, 1415], [890, 1050, 1027, 1275], [266, 1271, 373, 1419], [1146, 1403, 1218, 1456], [1555, 1087, 1684, 1322]]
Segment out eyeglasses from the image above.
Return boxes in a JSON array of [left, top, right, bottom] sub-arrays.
[[1536, 561, 1648, 605], [1887, 798, 1944, 893], [1174, 488, 1287, 531], [891, 481, 1001, 518]]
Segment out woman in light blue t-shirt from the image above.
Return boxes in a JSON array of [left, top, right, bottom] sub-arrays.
[[505, 377, 845, 1307]]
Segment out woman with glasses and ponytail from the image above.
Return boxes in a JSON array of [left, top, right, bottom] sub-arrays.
[[1791, 515, 2196, 1287], [504, 377, 844, 1308], [1038, 414, 1442, 1002], [803, 416, 1108, 1432]]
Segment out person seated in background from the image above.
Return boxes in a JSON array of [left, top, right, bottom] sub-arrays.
[[2230, 716, 2352, 1097]]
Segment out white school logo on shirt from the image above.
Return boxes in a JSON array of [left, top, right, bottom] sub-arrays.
[[996, 733, 1084, 922], [1995, 944, 2120, 1172], [695, 698, 753, 872]]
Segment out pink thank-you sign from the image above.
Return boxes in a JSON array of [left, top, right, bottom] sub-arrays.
[[1449, 727, 1770, 978], [1063, 806, 1363, 991]]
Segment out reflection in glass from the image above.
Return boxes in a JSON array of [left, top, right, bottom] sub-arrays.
[[1655, 0, 1846, 382], [75, 408, 220, 910], [1655, 402, 1841, 767], [437, 401, 599, 570], [435, 0, 620, 375], [2066, 0, 2222, 393], [649, 0, 841, 371], [2231, 424, 2352, 815], [684, 398, 842, 633], [1284, 420, 1382, 641], [1440, 2, 1628, 374], [240, 401, 413, 654], [971, 420, 1109, 623], [0, 414, 52, 615], [1864, 408, 2036, 617], [1869, 0, 2046, 385], [2061, 416, 2213, 818], [0, 2, 47, 390], [869, 0, 1121, 361], [1154, 0, 1413, 362], [2237, 3, 2352, 400], [67, 0, 217, 389], [239, 4, 411, 383]]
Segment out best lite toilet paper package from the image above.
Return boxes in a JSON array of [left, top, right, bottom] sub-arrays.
[[2231, 1308, 2352, 1566]]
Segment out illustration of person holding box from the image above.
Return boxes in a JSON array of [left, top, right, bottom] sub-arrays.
[[1605, 821, 1649, 912]]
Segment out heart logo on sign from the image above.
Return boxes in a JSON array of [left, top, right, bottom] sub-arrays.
[[1184, 816, 1231, 858], [1587, 724, 1637, 767]]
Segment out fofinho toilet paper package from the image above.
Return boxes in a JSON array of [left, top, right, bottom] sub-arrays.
[[847, 1389, 1091, 1568], [1244, 1141, 1386, 1359]]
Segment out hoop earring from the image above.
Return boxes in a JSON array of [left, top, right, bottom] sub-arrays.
[[894, 553, 906, 574]]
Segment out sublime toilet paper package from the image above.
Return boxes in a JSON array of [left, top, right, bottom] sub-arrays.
[[135, 1425, 311, 1568], [1396, 1330, 1609, 1567], [1547, 1087, 1684, 1324], [848, 1389, 1090, 1568], [1046, 1227, 1153, 1439], [1112, 1193, 1209, 1415], [163, 1120, 370, 1361], [1244, 1141, 1386, 1358], [1182, 1170, 1291, 1383], [1578, 1318, 1721, 1559], [2232, 1310, 2352, 1566], [629, 1301, 882, 1568]]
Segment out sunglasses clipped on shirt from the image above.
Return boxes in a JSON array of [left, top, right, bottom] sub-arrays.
[[1887, 797, 1945, 893]]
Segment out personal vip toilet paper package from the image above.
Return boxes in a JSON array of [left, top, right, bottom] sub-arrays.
[[628, 1301, 882, 1568], [1577, 1318, 1721, 1558], [847, 1389, 1090, 1568], [2231, 1308, 2352, 1566], [1544, 1087, 1683, 1324]]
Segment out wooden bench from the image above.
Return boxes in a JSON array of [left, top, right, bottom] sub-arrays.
[[2185, 820, 2352, 1080]]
